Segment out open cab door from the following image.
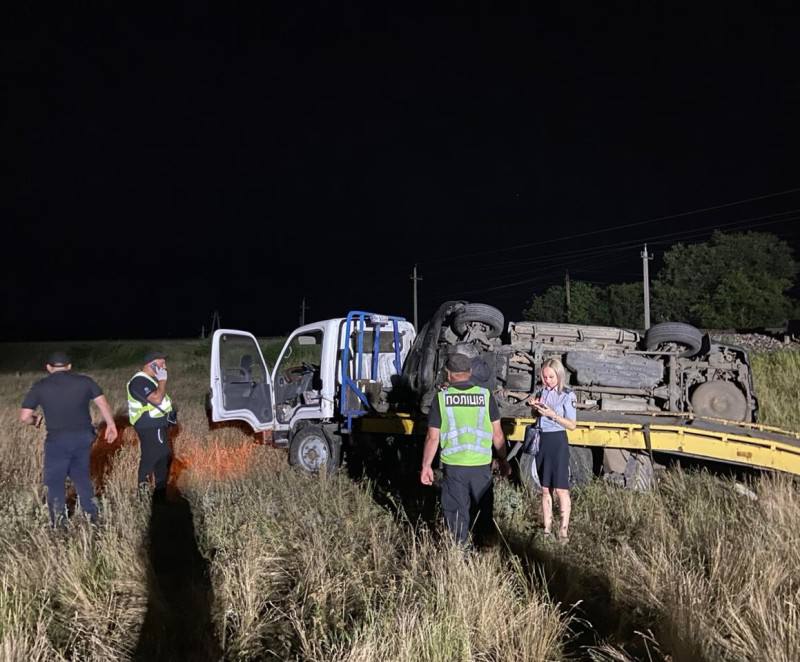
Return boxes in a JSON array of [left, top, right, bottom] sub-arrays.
[[210, 329, 274, 431]]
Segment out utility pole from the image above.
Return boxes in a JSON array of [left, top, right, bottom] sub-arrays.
[[410, 264, 423, 329], [299, 297, 310, 326], [565, 269, 571, 323], [210, 310, 221, 334], [641, 244, 653, 330]]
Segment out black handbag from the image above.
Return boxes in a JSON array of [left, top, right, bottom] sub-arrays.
[[522, 424, 541, 455], [150, 399, 178, 426]]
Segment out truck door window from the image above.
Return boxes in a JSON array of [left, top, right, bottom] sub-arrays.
[[277, 332, 323, 378], [219, 333, 271, 423], [274, 331, 324, 413]]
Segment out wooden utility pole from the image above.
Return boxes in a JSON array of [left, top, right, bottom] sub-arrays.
[[410, 264, 423, 329], [565, 269, 571, 323], [641, 244, 653, 330], [211, 310, 221, 333], [299, 297, 310, 326]]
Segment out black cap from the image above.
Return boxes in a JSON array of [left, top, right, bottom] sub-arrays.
[[46, 351, 71, 367], [143, 350, 167, 364], [446, 353, 472, 372]]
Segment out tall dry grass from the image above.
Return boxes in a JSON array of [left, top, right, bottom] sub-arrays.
[[180, 454, 572, 661], [495, 468, 800, 661], [0, 362, 207, 660], [751, 350, 800, 430], [0, 340, 798, 660]]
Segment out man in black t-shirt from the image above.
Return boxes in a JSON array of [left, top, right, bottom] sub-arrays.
[[20, 351, 118, 524], [126, 351, 176, 492]]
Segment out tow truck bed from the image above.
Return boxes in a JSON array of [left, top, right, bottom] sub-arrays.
[[356, 412, 800, 476]]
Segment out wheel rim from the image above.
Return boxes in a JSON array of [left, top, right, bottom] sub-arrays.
[[300, 434, 329, 471], [691, 381, 748, 421], [655, 341, 696, 357]]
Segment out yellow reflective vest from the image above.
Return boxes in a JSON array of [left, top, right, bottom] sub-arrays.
[[437, 385, 494, 466], [126, 371, 173, 425]]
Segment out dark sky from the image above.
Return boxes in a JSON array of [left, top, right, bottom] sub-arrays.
[[3, 4, 800, 340]]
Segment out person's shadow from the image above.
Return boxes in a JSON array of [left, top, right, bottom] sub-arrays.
[[133, 489, 222, 661]]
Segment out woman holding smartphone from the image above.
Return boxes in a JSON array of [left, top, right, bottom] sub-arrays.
[[528, 358, 577, 543]]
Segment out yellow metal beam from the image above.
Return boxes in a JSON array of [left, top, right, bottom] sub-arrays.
[[357, 414, 800, 477]]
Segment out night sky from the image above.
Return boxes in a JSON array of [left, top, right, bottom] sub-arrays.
[[3, 4, 800, 340]]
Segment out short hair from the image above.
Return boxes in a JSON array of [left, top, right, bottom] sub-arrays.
[[446, 353, 472, 373], [540, 358, 567, 391]]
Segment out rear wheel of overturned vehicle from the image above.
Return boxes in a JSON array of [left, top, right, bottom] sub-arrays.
[[691, 380, 749, 421], [452, 303, 505, 339], [568, 446, 594, 488], [644, 322, 703, 358], [289, 426, 339, 473], [517, 451, 539, 491], [505, 371, 533, 391]]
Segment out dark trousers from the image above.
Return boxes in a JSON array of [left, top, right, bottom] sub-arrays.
[[44, 430, 97, 523], [440, 464, 493, 545], [135, 425, 172, 490]]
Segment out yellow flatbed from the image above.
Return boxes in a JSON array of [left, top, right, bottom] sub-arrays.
[[356, 412, 800, 476]]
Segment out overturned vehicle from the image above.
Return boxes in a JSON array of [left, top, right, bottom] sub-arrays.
[[400, 301, 758, 423]]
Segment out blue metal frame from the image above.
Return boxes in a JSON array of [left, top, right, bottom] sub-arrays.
[[340, 310, 407, 432]]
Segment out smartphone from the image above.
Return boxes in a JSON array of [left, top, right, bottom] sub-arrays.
[[150, 362, 159, 372]]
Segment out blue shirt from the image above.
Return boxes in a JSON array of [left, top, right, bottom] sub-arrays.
[[537, 387, 576, 432]]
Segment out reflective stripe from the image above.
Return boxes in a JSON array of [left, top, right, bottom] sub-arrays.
[[443, 399, 492, 441], [442, 428, 493, 441], [441, 443, 492, 457], [438, 385, 494, 465]]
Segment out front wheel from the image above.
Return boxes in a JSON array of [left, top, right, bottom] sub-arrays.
[[452, 303, 505, 339], [289, 426, 339, 473], [644, 322, 703, 358]]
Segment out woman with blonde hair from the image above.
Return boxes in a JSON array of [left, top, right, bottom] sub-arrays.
[[528, 357, 577, 543]]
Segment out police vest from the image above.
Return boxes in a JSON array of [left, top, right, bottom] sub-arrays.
[[437, 385, 494, 466], [126, 372, 173, 425]]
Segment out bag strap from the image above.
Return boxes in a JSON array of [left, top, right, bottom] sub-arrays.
[[136, 375, 170, 415]]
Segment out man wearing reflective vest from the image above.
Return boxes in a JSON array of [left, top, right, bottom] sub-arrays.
[[420, 352, 510, 545], [127, 350, 174, 492]]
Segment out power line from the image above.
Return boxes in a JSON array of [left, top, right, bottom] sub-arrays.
[[427, 212, 800, 300], [424, 186, 800, 266], [432, 208, 800, 279]]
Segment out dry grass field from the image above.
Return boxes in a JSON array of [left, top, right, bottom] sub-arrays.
[[0, 342, 798, 660]]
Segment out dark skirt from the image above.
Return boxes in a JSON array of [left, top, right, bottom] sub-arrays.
[[536, 429, 570, 489]]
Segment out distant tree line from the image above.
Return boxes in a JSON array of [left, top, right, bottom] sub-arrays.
[[523, 232, 799, 329]]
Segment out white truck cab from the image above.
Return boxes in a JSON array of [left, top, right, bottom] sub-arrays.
[[209, 312, 416, 471]]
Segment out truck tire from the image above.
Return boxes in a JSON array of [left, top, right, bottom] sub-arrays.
[[505, 371, 533, 391], [452, 304, 505, 339], [569, 446, 594, 487], [289, 425, 338, 473], [691, 380, 749, 421], [517, 452, 541, 491], [644, 322, 703, 358], [517, 445, 594, 490]]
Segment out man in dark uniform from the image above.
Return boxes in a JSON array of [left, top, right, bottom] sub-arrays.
[[126, 351, 175, 493], [420, 353, 510, 545], [19, 351, 118, 524]]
